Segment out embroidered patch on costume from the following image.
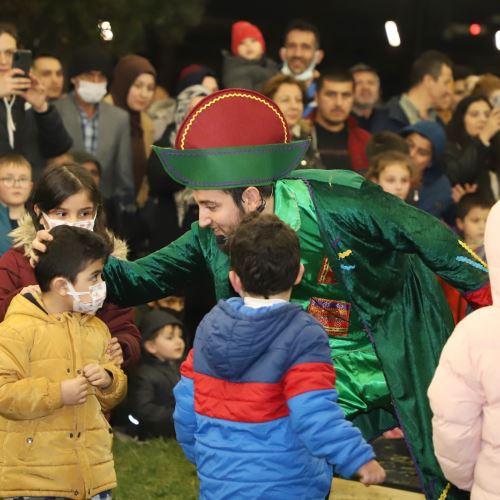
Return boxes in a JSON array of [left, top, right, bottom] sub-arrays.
[[338, 249, 352, 259], [317, 257, 336, 284], [458, 240, 488, 269], [456, 256, 488, 273], [307, 297, 351, 337]]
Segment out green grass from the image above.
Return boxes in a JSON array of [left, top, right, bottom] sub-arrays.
[[113, 437, 199, 499]]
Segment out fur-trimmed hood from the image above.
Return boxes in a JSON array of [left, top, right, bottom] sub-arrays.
[[9, 214, 128, 260]]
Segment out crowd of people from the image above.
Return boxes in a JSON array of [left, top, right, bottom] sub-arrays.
[[0, 15, 498, 500]]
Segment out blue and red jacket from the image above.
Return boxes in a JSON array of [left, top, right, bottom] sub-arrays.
[[173, 298, 375, 499]]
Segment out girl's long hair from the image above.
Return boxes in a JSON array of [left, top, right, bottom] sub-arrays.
[[27, 163, 109, 242]]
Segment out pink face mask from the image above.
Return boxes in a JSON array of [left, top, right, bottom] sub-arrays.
[[42, 212, 97, 231]]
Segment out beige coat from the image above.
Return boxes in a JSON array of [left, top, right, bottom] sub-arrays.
[[0, 293, 127, 499]]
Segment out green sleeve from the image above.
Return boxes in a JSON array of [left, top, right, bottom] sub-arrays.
[[313, 179, 488, 293], [103, 225, 207, 307], [355, 182, 487, 291]]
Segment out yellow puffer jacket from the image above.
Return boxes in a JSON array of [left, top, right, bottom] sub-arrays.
[[0, 293, 127, 500]]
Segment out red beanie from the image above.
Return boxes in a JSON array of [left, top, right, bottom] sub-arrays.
[[231, 21, 266, 56]]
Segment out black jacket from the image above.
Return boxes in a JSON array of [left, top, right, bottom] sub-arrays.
[[0, 98, 72, 179], [128, 353, 180, 439]]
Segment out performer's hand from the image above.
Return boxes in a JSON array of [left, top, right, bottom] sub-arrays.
[[356, 459, 386, 485], [29, 229, 53, 267]]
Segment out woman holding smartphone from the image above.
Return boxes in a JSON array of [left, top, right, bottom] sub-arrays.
[[0, 23, 72, 178], [444, 94, 500, 200]]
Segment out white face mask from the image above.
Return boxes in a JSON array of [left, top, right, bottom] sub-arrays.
[[42, 212, 97, 231], [76, 80, 107, 104], [281, 52, 320, 82], [66, 280, 106, 315]]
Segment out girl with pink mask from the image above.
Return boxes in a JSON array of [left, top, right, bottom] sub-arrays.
[[0, 163, 141, 370]]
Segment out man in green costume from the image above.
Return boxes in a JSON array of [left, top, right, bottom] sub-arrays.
[[103, 89, 489, 499]]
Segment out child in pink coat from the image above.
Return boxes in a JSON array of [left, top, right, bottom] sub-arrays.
[[428, 199, 500, 499]]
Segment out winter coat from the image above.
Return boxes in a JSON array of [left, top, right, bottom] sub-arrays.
[[0, 204, 12, 256], [0, 292, 127, 499], [0, 100, 72, 180], [310, 115, 371, 172], [444, 139, 496, 200], [221, 51, 279, 91], [128, 352, 180, 439], [401, 121, 455, 222], [0, 215, 141, 370], [428, 200, 500, 499], [174, 298, 374, 500]]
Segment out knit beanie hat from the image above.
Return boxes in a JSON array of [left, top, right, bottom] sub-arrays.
[[139, 310, 183, 343], [176, 64, 218, 95], [68, 45, 113, 81], [231, 21, 266, 56]]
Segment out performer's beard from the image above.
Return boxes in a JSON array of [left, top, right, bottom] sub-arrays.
[[215, 234, 230, 253]]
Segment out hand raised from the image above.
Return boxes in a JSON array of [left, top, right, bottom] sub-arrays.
[[0, 68, 31, 98]]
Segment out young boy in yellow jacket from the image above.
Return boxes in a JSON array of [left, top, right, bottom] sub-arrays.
[[0, 225, 127, 500]]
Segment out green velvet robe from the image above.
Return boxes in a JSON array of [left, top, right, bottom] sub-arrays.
[[104, 169, 487, 499]]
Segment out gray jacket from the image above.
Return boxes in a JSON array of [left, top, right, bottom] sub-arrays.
[[54, 93, 134, 203]]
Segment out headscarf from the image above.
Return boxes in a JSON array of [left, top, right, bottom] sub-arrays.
[[169, 84, 210, 147], [110, 55, 156, 190]]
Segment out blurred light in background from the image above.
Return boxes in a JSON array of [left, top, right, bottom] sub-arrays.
[[98, 21, 114, 41], [385, 21, 401, 47], [495, 30, 500, 50], [469, 23, 482, 36]]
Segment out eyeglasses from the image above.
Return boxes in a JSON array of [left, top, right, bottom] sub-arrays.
[[0, 177, 31, 187]]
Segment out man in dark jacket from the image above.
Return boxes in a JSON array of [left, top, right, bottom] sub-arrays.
[[372, 50, 453, 134], [128, 310, 184, 439], [312, 69, 370, 171], [0, 23, 72, 179]]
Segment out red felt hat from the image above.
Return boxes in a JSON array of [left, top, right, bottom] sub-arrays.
[[231, 21, 266, 56], [153, 88, 310, 190], [175, 88, 289, 150]]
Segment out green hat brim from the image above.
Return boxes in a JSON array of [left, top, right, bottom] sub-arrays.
[[152, 140, 310, 189]]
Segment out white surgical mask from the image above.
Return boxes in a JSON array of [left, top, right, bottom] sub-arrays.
[[76, 80, 107, 104], [66, 280, 106, 315], [42, 211, 97, 231], [281, 52, 320, 82]]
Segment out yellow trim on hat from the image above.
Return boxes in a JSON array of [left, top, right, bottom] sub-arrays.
[[179, 91, 289, 150]]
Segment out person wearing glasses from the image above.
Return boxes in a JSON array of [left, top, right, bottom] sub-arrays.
[[0, 153, 32, 255]]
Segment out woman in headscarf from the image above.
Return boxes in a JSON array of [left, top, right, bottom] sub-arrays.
[[108, 55, 156, 197], [145, 84, 210, 250]]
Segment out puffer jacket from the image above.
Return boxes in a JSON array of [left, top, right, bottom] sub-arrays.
[[0, 215, 141, 371], [428, 199, 500, 499], [174, 298, 374, 500], [0, 292, 127, 499]]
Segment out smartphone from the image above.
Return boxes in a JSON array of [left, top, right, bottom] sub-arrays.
[[13, 49, 32, 75], [491, 94, 500, 108]]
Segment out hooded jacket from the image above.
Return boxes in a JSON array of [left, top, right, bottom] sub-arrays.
[[401, 121, 454, 221], [0, 292, 127, 499], [174, 298, 374, 500], [0, 215, 141, 370], [428, 200, 500, 499]]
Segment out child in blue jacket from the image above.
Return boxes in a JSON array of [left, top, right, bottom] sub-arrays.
[[173, 212, 385, 499]]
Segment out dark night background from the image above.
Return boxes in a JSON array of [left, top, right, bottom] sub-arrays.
[[4, 0, 500, 98]]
